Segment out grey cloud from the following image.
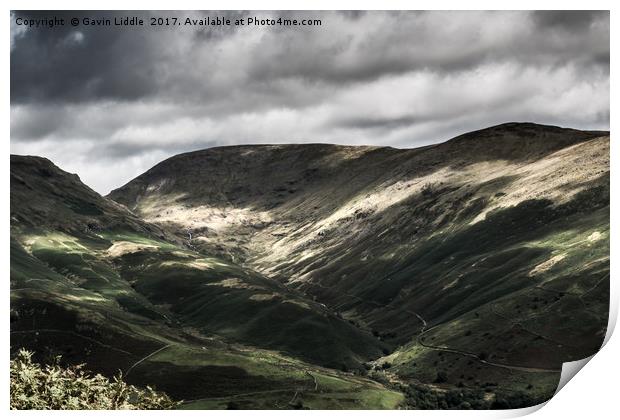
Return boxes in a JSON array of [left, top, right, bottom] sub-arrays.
[[531, 10, 608, 31], [93, 139, 219, 160], [10, 10, 609, 194], [336, 10, 368, 20], [334, 116, 419, 131], [11, 11, 610, 105]]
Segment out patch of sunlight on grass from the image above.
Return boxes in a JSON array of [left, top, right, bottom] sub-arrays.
[[106, 241, 159, 258], [249, 293, 280, 302], [25, 232, 90, 254]]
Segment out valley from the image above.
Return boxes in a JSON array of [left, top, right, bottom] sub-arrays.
[[11, 122, 610, 409]]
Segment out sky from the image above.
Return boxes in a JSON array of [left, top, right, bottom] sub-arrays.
[[10, 10, 610, 194]]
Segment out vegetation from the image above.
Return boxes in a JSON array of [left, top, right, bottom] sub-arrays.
[[402, 383, 544, 410], [10, 349, 178, 410], [10, 124, 609, 409]]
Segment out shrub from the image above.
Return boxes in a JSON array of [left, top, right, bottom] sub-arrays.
[[434, 371, 448, 383], [404, 382, 538, 410], [10, 349, 179, 410]]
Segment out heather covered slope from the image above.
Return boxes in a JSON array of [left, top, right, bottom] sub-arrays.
[[10, 155, 398, 409], [108, 123, 610, 401]]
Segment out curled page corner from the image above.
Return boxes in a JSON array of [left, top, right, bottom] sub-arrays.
[[494, 354, 601, 418], [551, 307, 616, 398], [554, 355, 595, 396], [551, 315, 614, 398]]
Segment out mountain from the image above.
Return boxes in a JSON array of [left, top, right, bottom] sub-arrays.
[[10, 155, 399, 409], [108, 123, 609, 404], [11, 123, 610, 409]]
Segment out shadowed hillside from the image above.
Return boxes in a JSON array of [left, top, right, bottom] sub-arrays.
[[10, 156, 400, 409], [108, 123, 609, 404], [11, 123, 609, 409]]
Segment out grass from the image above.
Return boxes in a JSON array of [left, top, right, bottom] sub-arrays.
[[367, 192, 609, 403], [11, 227, 398, 409]]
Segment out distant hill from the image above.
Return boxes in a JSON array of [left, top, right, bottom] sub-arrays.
[[12, 123, 609, 408], [108, 123, 609, 402]]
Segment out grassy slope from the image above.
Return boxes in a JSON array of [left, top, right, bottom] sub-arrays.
[[371, 186, 608, 402], [10, 156, 399, 409], [108, 123, 610, 404]]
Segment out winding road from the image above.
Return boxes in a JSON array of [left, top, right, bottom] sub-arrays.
[[309, 281, 562, 374]]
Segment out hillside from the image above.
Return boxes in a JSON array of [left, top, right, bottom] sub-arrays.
[[11, 122, 609, 409], [108, 123, 610, 403], [10, 155, 399, 409]]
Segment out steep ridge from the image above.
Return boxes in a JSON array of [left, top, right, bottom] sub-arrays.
[[10, 155, 400, 408], [108, 123, 610, 400], [11, 155, 166, 237]]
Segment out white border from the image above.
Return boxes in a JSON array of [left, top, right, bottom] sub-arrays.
[[3, 2, 616, 419]]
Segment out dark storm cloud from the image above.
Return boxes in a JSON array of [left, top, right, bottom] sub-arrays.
[[531, 10, 608, 31], [334, 116, 420, 131], [10, 10, 609, 193], [12, 11, 170, 103], [12, 10, 609, 104], [91, 138, 220, 160]]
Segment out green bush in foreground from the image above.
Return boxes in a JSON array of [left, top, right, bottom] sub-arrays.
[[10, 349, 179, 410]]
